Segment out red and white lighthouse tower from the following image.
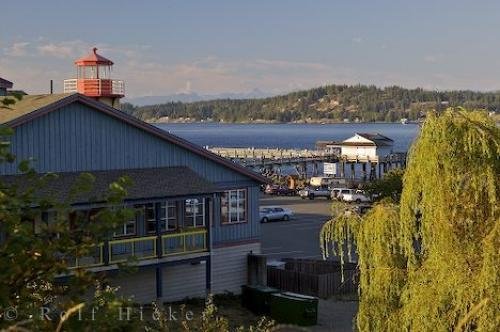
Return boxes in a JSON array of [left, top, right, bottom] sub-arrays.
[[64, 48, 124, 108]]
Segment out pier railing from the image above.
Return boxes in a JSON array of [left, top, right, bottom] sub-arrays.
[[209, 147, 406, 166], [208, 147, 339, 167]]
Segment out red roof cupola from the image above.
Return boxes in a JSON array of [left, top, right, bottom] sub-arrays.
[[75, 47, 114, 66], [64, 47, 124, 108]]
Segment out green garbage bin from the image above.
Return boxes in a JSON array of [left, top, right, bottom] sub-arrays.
[[270, 292, 318, 326], [242, 285, 279, 315]]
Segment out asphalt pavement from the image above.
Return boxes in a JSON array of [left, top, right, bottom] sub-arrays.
[[260, 194, 334, 261], [259, 194, 358, 332]]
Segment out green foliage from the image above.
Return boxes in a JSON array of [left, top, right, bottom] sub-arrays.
[[125, 84, 500, 123], [365, 168, 404, 202], [0, 93, 22, 107], [321, 109, 500, 331]]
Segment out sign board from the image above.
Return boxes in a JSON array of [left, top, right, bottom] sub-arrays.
[[323, 162, 337, 176]]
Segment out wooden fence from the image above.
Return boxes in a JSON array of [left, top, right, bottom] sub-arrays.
[[267, 259, 358, 299]]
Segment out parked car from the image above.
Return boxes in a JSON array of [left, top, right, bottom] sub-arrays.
[[264, 184, 279, 195], [330, 187, 351, 200], [260, 206, 294, 222], [264, 185, 296, 196], [276, 186, 297, 196], [299, 186, 332, 200], [342, 190, 372, 203]]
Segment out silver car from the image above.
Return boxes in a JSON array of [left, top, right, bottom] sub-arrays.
[[259, 206, 294, 223]]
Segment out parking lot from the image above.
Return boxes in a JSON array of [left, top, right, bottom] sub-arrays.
[[260, 194, 358, 331], [260, 194, 334, 261]]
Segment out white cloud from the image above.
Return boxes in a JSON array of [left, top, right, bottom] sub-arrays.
[[37, 44, 74, 58], [4, 42, 30, 57], [423, 54, 443, 63], [36, 40, 90, 59], [116, 56, 346, 97], [4, 38, 500, 97]]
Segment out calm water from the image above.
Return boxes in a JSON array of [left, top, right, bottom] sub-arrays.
[[155, 123, 420, 152]]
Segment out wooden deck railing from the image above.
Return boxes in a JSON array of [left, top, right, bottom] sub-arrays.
[[108, 236, 157, 264], [66, 229, 209, 268], [66, 244, 104, 269], [162, 230, 207, 256]]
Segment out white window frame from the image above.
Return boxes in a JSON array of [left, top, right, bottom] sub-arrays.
[[145, 203, 156, 234], [160, 201, 177, 232], [221, 189, 247, 224], [185, 198, 205, 228], [113, 207, 137, 237]]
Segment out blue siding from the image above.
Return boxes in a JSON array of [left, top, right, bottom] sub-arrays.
[[0, 102, 261, 243], [211, 186, 260, 245], [0, 103, 247, 184]]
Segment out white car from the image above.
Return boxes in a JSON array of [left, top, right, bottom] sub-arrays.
[[342, 190, 372, 203], [330, 187, 352, 200], [260, 206, 294, 223]]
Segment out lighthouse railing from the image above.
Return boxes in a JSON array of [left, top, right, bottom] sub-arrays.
[[111, 80, 125, 95], [63, 78, 124, 96], [63, 79, 78, 93]]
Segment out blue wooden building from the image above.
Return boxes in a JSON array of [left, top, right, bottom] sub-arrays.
[[0, 93, 266, 303]]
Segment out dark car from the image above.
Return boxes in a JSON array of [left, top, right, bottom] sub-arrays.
[[264, 184, 279, 195], [265, 185, 296, 196], [276, 186, 297, 196]]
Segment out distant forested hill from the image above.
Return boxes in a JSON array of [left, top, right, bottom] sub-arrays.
[[122, 84, 500, 123]]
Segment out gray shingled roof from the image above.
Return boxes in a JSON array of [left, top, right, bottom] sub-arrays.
[[0, 167, 217, 205]]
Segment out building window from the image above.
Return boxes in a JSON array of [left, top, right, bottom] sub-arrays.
[[221, 189, 247, 224], [145, 202, 177, 234], [145, 204, 156, 234], [34, 211, 58, 235], [161, 201, 177, 232], [33, 211, 60, 238], [114, 207, 137, 237], [185, 198, 205, 228]]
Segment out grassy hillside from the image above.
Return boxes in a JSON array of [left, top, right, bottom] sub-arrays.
[[122, 84, 500, 123]]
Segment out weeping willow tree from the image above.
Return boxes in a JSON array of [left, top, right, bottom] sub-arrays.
[[321, 109, 499, 332]]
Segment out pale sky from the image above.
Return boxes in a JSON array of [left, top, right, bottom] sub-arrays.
[[2, 0, 500, 97]]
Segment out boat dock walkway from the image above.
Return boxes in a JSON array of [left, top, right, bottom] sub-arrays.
[[208, 147, 406, 166], [208, 147, 338, 167]]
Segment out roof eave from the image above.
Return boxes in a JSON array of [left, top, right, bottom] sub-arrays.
[[4, 94, 268, 184]]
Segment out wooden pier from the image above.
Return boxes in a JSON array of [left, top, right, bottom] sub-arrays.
[[207, 146, 407, 181], [208, 147, 338, 167]]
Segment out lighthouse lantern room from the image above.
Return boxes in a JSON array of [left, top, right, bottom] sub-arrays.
[[64, 48, 124, 108]]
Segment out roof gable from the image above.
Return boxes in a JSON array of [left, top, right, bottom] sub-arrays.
[[343, 132, 393, 146], [0, 77, 13, 89], [0, 93, 267, 183], [343, 134, 376, 145]]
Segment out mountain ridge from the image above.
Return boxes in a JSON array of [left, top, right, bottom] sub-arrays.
[[122, 84, 500, 123], [123, 88, 273, 106]]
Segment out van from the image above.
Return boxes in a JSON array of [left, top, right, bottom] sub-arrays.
[[309, 177, 333, 187]]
